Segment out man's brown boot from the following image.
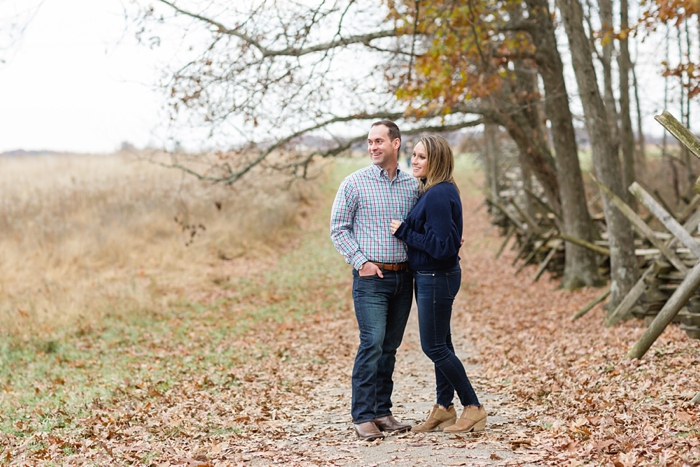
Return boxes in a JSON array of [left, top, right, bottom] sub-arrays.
[[443, 405, 487, 433], [411, 405, 457, 433], [373, 415, 411, 433], [354, 421, 385, 441]]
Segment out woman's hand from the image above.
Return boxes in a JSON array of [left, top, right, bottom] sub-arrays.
[[390, 219, 403, 234]]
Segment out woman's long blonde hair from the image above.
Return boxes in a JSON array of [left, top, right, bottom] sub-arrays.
[[418, 134, 459, 193]]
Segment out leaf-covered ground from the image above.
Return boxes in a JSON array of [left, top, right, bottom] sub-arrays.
[[457, 195, 700, 467], [2, 183, 699, 466]]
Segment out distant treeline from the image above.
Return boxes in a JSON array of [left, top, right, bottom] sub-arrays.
[[0, 149, 69, 157]]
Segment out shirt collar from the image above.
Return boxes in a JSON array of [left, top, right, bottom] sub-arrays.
[[369, 163, 385, 179], [370, 163, 404, 181]]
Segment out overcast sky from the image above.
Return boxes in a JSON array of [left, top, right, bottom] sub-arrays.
[[0, 0, 691, 154], [0, 0, 169, 153]]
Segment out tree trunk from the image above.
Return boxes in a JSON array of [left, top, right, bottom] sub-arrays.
[[598, 0, 621, 157], [618, 0, 637, 210], [631, 57, 646, 162], [484, 122, 500, 202], [684, 18, 695, 187], [663, 25, 670, 159], [519, 151, 535, 220], [494, 104, 562, 217], [512, 57, 542, 220], [677, 25, 691, 190], [495, 2, 563, 217], [556, 0, 639, 307], [524, 0, 604, 289]]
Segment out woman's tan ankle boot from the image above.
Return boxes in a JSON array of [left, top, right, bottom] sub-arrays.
[[411, 405, 457, 432], [443, 405, 487, 433]]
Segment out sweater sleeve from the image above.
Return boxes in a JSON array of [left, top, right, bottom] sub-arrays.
[[394, 186, 461, 261]]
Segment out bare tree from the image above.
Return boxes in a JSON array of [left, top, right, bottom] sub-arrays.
[[524, 0, 603, 289], [131, 0, 612, 289], [556, 0, 639, 307], [484, 122, 500, 203], [663, 25, 670, 159], [595, 0, 621, 155], [631, 55, 646, 162], [618, 0, 637, 206], [130, 0, 486, 185], [683, 16, 695, 188], [0, 0, 44, 65]]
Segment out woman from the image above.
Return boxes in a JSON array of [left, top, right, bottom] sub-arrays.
[[390, 135, 486, 433]]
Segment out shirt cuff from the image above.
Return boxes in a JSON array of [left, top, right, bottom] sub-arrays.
[[352, 253, 369, 271]]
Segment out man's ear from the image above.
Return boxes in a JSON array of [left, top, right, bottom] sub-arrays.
[[393, 138, 401, 150]]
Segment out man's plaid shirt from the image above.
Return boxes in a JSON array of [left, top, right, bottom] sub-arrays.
[[330, 164, 420, 270]]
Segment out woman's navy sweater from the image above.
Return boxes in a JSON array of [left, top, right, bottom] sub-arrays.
[[393, 181, 463, 271]]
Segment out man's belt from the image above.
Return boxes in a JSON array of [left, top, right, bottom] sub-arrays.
[[372, 262, 409, 271]]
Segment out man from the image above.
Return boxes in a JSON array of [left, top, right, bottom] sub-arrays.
[[330, 120, 419, 441]]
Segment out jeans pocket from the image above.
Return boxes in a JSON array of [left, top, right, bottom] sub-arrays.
[[359, 274, 380, 280], [444, 270, 461, 299]]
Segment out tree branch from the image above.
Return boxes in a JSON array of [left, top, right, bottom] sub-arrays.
[[498, 19, 538, 32], [158, 113, 485, 185], [157, 0, 397, 58]]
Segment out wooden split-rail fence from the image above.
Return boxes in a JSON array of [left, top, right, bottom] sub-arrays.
[[484, 110, 700, 403], [484, 111, 700, 356]]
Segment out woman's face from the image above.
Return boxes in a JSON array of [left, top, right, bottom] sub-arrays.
[[411, 141, 428, 179]]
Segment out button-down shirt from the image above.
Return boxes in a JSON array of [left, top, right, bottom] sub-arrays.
[[330, 164, 420, 270]]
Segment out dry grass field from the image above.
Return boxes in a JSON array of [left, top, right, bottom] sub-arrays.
[[0, 152, 318, 340]]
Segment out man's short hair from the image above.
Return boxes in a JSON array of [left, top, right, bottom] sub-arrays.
[[371, 120, 401, 146]]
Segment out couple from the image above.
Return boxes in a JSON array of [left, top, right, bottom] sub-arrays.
[[330, 120, 486, 441]]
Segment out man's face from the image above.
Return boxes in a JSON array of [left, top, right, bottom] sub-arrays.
[[367, 125, 400, 170]]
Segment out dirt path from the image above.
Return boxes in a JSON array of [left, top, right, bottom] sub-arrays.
[[274, 309, 529, 467]]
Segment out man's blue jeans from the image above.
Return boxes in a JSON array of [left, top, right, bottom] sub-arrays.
[[415, 266, 480, 408], [351, 269, 413, 424]]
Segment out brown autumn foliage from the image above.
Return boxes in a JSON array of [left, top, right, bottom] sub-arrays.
[[459, 197, 700, 466], [639, 0, 700, 99]]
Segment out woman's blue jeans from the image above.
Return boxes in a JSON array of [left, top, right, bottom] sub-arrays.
[[351, 269, 413, 424], [415, 266, 480, 408]]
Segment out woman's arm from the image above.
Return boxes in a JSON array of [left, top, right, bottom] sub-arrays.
[[394, 186, 461, 260]]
